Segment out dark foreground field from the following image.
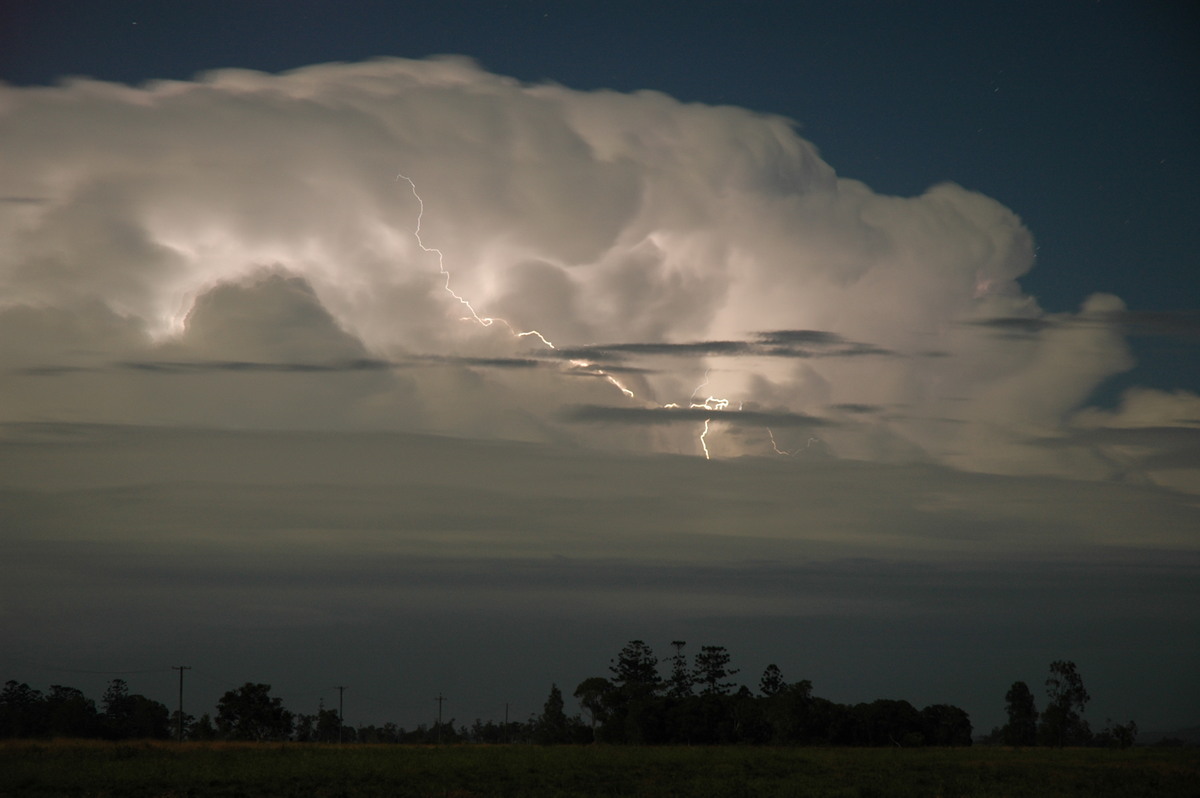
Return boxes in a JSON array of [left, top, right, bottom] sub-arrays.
[[2, 741, 1197, 798]]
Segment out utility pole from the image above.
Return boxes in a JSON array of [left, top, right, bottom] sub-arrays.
[[171, 666, 191, 743], [435, 693, 445, 744], [334, 686, 347, 743]]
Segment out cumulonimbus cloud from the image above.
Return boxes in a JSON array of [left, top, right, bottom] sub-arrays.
[[1, 56, 1195, 487]]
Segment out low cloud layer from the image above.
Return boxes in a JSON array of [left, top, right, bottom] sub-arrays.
[[2, 56, 1195, 487], [2, 422, 1197, 730]]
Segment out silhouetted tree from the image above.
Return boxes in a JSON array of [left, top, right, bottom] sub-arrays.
[[380, 722, 402, 743], [292, 713, 316, 742], [822, 698, 860, 745], [1093, 718, 1138, 749], [759, 664, 786, 697], [604, 640, 663, 743], [603, 641, 667, 743], [99, 678, 133, 739], [535, 684, 570, 744], [609, 640, 661, 693], [855, 699, 924, 746], [0, 681, 45, 738], [761, 678, 814, 743], [101, 680, 128, 714], [1003, 681, 1038, 747], [1039, 660, 1091, 746], [1113, 720, 1137, 750], [732, 685, 771, 743], [573, 676, 612, 740], [693, 645, 739, 696], [425, 718, 459, 744], [921, 704, 973, 746], [316, 702, 350, 743], [45, 685, 99, 738], [101, 679, 169, 739], [190, 713, 218, 741], [467, 718, 511, 744], [666, 641, 693, 699], [216, 683, 293, 741]]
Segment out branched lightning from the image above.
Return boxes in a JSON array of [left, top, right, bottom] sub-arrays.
[[673, 375, 796, 460], [689, 372, 724, 460], [568, 359, 636, 399], [397, 173, 797, 461], [665, 370, 733, 460], [397, 173, 635, 399], [397, 173, 554, 347]]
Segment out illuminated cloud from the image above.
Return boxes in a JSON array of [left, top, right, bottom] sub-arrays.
[[0, 56, 1193, 487]]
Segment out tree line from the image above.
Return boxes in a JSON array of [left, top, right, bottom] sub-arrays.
[[0, 678, 349, 743], [559, 640, 973, 746], [0, 646, 1139, 747], [0, 676, 534, 745], [978, 660, 1139, 749]]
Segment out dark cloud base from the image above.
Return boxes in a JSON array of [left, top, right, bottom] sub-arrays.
[[554, 330, 896, 363], [560, 404, 836, 429]]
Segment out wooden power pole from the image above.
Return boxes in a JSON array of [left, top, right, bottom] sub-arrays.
[[171, 666, 191, 742], [334, 685, 347, 743]]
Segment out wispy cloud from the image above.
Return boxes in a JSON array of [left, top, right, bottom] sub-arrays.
[[968, 309, 1200, 339], [553, 330, 896, 362], [830, 403, 884, 415], [115, 358, 395, 374]]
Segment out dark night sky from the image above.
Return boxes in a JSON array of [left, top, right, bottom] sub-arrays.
[[1, 1, 1197, 736]]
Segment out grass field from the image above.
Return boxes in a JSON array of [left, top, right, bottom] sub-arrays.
[[2, 740, 1197, 797]]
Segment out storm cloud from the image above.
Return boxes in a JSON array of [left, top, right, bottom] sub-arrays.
[[3, 56, 1194, 481]]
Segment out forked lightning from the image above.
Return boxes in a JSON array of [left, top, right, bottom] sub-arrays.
[[397, 173, 778, 459]]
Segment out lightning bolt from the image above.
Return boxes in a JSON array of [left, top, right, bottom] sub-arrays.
[[680, 370, 732, 460], [568, 359, 636, 399], [396, 173, 792, 461], [678, 376, 796, 460], [397, 173, 636, 400], [698, 418, 712, 460], [396, 173, 555, 347]]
